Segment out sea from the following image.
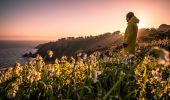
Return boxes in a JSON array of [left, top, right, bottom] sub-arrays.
[[0, 40, 47, 68]]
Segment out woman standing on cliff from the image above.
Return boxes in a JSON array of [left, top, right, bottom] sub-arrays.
[[123, 12, 139, 55]]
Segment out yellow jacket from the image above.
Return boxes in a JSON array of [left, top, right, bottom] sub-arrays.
[[124, 16, 139, 54]]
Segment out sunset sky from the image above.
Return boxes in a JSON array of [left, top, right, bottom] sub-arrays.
[[0, 0, 170, 41]]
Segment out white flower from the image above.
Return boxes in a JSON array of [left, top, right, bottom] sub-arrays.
[[7, 89, 17, 98], [115, 95, 118, 99], [93, 70, 102, 83], [152, 47, 170, 66], [47, 50, 53, 58], [93, 70, 98, 83], [77, 52, 82, 57], [151, 69, 158, 77], [83, 53, 87, 60], [154, 95, 157, 100], [35, 72, 41, 81], [120, 71, 126, 76]]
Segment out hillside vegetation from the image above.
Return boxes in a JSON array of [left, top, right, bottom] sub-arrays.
[[0, 24, 170, 99], [36, 24, 170, 60], [36, 31, 122, 59]]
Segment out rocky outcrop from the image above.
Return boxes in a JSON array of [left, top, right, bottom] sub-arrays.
[[158, 24, 170, 32]]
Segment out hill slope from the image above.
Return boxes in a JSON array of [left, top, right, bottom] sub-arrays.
[[36, 31, 123, 58], [36, 24, 170, 59]]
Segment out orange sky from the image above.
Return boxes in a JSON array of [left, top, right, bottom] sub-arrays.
[[0, 0, 170, 41]]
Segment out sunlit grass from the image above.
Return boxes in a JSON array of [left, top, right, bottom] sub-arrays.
[[0, 39, 169, 99]]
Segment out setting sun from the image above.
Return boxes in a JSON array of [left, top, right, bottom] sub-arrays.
[[138, 21, 145, 28]]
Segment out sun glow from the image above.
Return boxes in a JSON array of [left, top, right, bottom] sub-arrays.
[[0, 0, 170, 41], [138, 21, 145, 28]]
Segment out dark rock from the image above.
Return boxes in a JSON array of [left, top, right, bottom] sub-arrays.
[[22, 52, 34, 57]]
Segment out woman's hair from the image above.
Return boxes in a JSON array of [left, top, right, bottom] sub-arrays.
[[126, 12, 134, 19]]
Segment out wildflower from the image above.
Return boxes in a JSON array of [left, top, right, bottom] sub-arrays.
[[95, 51, 101, 59], [89, 73, 92, 78], [47, 50, 53, 58], [28, 58, 36, 65], [37, 61, 44, 71], [151, 68, 159, 77], [93, 71, 98, 83], [70, 57, 75, 64], [136, 80, 141, 84], [83, 53, 87, 60], [35, 72, 41, 81], [115, 95, 119, 99], [103, 55, 109, 62], [7, 89, 17, 98], [93, 70, 102, 83], [120, 70, 125, 76], [11, 82, 17, 87], [48, 68, 55, 76], [13, 85, 19, 91], [129, 54, 135, 58], [151, 89, 156, 93], [30, 75, 34, 83], [15, 62, 21, 67], [61, 56, 67, 61], [77, 52, 82, 57], [153, 95, 157, 100], [117, 58, 120, 64], [152, 47, 170, 66], [8, 67, 13, 72], [56, 69, 60, 76], [35, 54, 43, 61], [54, 58, 59, 64], [14, 63, 22, 76]]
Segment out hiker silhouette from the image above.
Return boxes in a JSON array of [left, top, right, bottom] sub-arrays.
[[123, 12, 139, 55]]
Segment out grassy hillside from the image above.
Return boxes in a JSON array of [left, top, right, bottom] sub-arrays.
[[36, 31, 123, 59], [36, 24, 170, 61], [0, 30, 169, 99]]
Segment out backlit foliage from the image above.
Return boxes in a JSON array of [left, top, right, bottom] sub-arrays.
[[0, 39, 169, 100]]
